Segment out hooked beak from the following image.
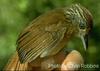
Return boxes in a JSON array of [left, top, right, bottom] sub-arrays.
[[80, 34, 88, 51]]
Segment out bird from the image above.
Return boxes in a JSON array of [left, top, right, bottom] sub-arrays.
[[4, 4, 93, 70]]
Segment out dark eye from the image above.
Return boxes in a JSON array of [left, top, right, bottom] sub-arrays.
[[79, 22, 86, 29]]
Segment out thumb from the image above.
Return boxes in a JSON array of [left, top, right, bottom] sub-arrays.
[[61, 50, 84, 71]]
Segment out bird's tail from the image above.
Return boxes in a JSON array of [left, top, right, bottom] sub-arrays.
[[3, 52, 28, 71]]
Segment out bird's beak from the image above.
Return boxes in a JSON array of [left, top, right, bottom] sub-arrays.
[[80, 34, 88, 51]]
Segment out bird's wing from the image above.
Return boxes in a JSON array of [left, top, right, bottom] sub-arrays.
[[17, 14, 67, 63], [17, 22, 67, 63]]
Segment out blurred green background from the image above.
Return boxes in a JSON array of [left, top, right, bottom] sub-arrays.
[[0, 0, 100, 70]]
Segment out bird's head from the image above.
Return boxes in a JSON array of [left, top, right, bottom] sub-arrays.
[[64, 4, 93, 50]]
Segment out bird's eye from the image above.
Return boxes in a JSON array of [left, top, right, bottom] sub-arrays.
[[79, 22, 86, 29]]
